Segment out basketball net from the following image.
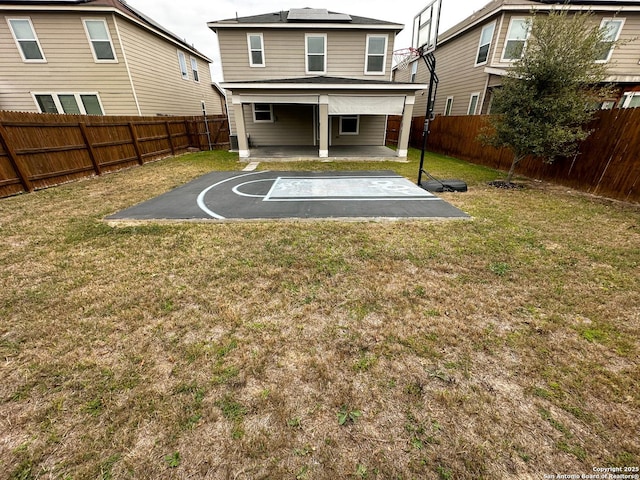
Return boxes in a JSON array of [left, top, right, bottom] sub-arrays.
[[393, 47, 420, 70]]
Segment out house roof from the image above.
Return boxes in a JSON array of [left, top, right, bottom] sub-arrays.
[[439, 0, 640, 44], [0, 0, 212, 62], [221, 76, 427, 91], [208, 8, 403, 31]]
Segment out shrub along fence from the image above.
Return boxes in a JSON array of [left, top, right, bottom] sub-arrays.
[[391, 109, 640, 203], [0, 111, 229, 198]]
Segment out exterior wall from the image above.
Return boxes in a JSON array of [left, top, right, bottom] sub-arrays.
[[330, 115, 386, 146], [241, 103, 315, 146], [117, 17, 223, 116], [0, 10, 136, 114], [217, 29, 394, 82]]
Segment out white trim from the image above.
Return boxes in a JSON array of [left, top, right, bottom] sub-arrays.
[[208, 21, 403, 31], [305, 33, 327, 75], [82, 18, 118, 63], [113, 15, 141, 115], [6, 17, 46, 63], [467, 92, 480, 115], [475, 21, 496, 67], [621, 91, 640, 108], [501, 17, 530, 62], [339, 115, 359, 135], [31, 92, 105, 115], [364, 34, 387, 75], [239, 149, 250, 158], [252, 103, 274, 123], [596, 17, 625, 63], [247, 33, 265, 67], [221, 82, 428, 91], [319, 149, 329, 158]]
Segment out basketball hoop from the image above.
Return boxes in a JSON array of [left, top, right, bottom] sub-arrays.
[[393, 47, 420, 70]]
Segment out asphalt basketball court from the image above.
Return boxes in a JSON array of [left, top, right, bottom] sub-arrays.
[[106, 170, 468, 221]]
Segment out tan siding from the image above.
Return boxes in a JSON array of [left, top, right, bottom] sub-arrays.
[[218, 29, 394, 81], [0, 11, 136, 114], [606, 13, 640, 77], [117, 18, 222, 116], [242, 104, 314, 146], [330, 115, 386, 146]]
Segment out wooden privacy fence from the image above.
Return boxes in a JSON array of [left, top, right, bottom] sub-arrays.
[[0, 111, 229, 198], [387, 110, 640, 203]]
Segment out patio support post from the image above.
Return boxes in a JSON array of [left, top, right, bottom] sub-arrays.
[[397, 95, 415, 158], [232, 96, 250, 158], [319, 95, 329, 158]]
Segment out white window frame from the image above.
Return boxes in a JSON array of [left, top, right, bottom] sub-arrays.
[[596, 18, 625, 63], [82, 18, 117, 63], [32, 92, 105, 115], [190, 56, 200, 82], [475, 21, 496, 66], [7, 17, 46, 63], [177, 51, 189, 80], [305, 33, 327, 75], [365, 34, 387, 75], [247, 33, 265, 67], [339, 115, 359, 135], [620, 92, 640, 108], [252, 103, 273, 123], [444, 96, 454, 116], [410, 60, 418, 83], [468, 92, 480, 115], [501, 17, 530, 62]]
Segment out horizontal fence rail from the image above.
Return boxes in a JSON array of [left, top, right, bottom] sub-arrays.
[[386, 110, 640, 203], [0, 111, 229, 198]]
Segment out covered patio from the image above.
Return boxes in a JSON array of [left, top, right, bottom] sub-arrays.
[[244, 145, 403, 161]]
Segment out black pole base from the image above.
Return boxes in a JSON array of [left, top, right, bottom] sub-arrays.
[[420, 179, 468, 193]]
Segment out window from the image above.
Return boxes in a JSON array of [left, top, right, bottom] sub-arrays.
[[7, 18, 45, 62], [339, 116, 359, 135], [33, 93, 104, 115], [444, 97, 454, 116], [365, 35, 387, 74], [596, 18, 624, 63], [468, 93, 480, 115], [177, 51, 188, 79], [476, 22, 495, 65], [410, 60, 418, 83], [247, 33, 265, 67], [502, 18, 530, 61], [190, 57, 199, 82], [252, 103, 273, 122], [83, 19, 116, 62], [620, 92, 640, 109], [306, 34, 326, 74]]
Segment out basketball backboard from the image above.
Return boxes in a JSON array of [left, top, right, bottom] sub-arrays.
[[412, 0, 442, 53]]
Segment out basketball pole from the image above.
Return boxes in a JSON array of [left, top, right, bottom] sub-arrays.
[[417, 51, 439, 187]]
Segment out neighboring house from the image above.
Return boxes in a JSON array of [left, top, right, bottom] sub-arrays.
[[0, 0, 224, 116], [394, 0, 640, 117], [208, 8, 427, 159]]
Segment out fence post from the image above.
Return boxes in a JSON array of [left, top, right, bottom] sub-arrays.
[[184, 119, 194, 148], [79, 122, 102, 175], [0, 122, 33, 192], [128, 122, 144, 165], [164, 121, 175, 156]]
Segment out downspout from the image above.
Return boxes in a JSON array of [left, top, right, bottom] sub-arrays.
[[113, 14, 142, 116]]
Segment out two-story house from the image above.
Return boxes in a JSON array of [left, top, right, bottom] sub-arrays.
[[395, 0, 640, 117], [0, 0, 224, 116], [208, 8, 427, 159]]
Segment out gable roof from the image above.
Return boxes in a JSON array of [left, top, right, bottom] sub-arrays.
[[208, 8, 403, 31], [0, 0, 212, 62], [439, 0, 640, 44]]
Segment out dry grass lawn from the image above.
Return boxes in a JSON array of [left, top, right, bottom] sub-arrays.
[[0, 149, 638, 479]]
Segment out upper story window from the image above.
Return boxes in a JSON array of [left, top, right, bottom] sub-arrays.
[[410, 60, 418, 83], [190, 57, 200, 82], [365, 34, 387, 74], [83, 19, 116, 62], [306, 34, 326, 74], [502, 18, 530, 61], [7, 18, 46, 62], [33, 93, 104, 115], [247, 33, 265, 67], [476, 22, 496, 66], [596, 18, 624, 63], [177, 51, 188, 79]]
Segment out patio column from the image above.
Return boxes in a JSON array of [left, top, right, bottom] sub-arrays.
[[397, 95, 416, 158], [231, 96, 249, 158], [319, 95, 329, 158]]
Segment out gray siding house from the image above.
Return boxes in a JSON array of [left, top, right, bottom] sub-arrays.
[[0, 0, 224, 116], [395, 0, 640, 117], [208, 8, 426, 159]]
